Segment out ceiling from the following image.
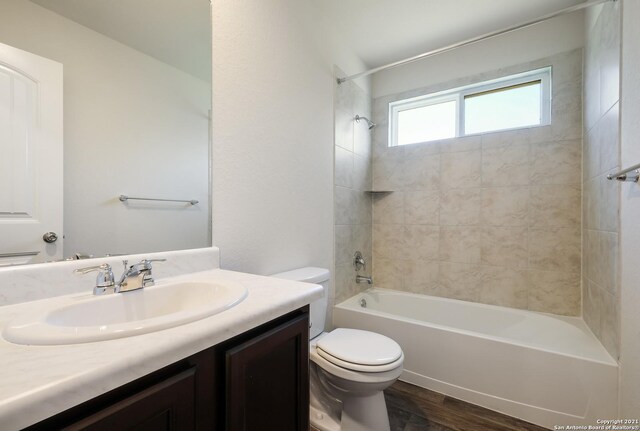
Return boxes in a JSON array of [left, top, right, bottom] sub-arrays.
[[314, 0, 586, 69], [29, 0, 587, 82], [29, 0, 211, 82]]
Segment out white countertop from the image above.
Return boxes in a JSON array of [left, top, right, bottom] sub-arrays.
[[0, 269, 323, 430]]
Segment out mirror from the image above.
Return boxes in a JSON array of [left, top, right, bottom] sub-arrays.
[[0, 0, 212, 266]]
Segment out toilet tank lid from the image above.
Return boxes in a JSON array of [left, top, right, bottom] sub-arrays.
[[271, 267, 330, 283]]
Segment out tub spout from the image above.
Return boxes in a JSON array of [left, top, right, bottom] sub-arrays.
[[356, 275, 373, 285]]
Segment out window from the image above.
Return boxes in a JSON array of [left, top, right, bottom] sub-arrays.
[[389, 67, 551, 147]]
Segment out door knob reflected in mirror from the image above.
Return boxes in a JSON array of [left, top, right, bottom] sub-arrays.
[[42, 232, 58, 243]]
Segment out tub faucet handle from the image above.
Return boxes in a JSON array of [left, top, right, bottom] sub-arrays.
[[354, 251, 366, 271]]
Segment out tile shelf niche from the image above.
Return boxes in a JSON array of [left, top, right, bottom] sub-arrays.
[[364, 190, 394, 195]]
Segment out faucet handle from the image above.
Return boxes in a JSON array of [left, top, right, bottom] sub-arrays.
[[135, 258, 166, 287], [142, 258, 166, 264], [353, 251, 366, 271], [74, 263, 116, 295], [138, 258, 166, 271]]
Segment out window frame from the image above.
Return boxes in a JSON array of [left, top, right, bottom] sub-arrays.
[[388, 67, 552, 147]]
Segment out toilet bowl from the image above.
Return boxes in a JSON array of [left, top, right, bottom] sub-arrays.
[[271, 267, 404, 431]]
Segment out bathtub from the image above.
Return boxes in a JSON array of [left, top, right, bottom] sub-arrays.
[[333, 288, 618, 429]]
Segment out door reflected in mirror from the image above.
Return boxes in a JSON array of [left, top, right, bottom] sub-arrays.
[[0, 0, 212, 266]]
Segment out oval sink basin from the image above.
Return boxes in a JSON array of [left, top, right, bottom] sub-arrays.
[[3, 280, 248, 345]]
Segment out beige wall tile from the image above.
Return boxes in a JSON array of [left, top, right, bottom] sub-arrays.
[[481, 187, 529, 227], [599, 103, 620, 174], [583, 280, 603, 338], [481, 128, 529, 150], [527, 270, 580, 316], [354, 116, 372, 158], [585, 229, 619, 295], [529, 184, 581, 228], [530, 140, 582, 185], [373, 192, 404, 224], [482, 143, 531, 187], [404, 190, 439, 225], [481, 227, 528, 269], [438, 262, 481, 302], [353, 154, 372, 191], [551, 48, 583, 85], [405, 225, 440, 260], [335, 146, 354, 188], [597, 171, 620, 232], [366, 50, 585, 317], [403, 260, 439, 293], [335, 108, 354, 151], [441, 151, 481, 189], [440, 226, 481, 264], [335, 225, 353, 267], [355, 194, 372, 226], [598, 1, 620, 116], [373, 149, 404, 191], [529, 227, 581, 273], [585, 173, 619, 232], [373, 224, 404, 260], [581, 0, 620, 356], [440, 188, 481, 226], [480, 266, 528, 309], [372, 257, 402, 290], [600, 288, 619, 359], [401, 153, 440, 190], [404, 142, 441, 159], [551, 97, 582, 142], [437, 135, 481, 154], [335, 186, 357, 225], [583, 126, 600, 183]]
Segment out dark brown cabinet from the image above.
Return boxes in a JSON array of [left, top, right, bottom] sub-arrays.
[[224, 313, 309, 431], [25, 307, 309, 431], [62, 368, 197, 431]]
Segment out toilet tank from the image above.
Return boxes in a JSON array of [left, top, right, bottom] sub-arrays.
[[271, 267, 330, 339]]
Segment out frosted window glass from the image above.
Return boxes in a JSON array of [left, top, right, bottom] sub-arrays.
[[397, 100, 456, 146], [464, 81, 541, 135]]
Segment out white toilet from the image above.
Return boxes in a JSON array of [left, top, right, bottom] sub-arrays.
[[272, 267, 404, 431]]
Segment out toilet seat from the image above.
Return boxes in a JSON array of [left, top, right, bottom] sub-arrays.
[[310, 347, 404, 384], [314, 328, 404, 372]]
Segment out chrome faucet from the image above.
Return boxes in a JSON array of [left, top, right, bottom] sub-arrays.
[[74, 258, 166, 295], [118, 259, 166, 292], [356, 275, 373, 285], [74, 263, 117, 295], [353, 251, 373, 285]]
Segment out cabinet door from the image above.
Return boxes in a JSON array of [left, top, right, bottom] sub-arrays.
[[62, 367, 196, 431], [226, 313, 309, 431]]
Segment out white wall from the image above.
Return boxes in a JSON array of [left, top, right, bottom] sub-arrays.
[[619, 0, 640, 417], [0, 0, 210, 258], [211, 0, 367, 275], [372, 13, 585, 97]]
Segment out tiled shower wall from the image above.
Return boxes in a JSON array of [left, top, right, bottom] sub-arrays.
[[371, 50, 583, 316], [583, 1, 620, 358], [334, 70, 373, 304]]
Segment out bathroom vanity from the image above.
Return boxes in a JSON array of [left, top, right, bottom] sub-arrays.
[[0, 261, 322, 431], [26, 307, 309, 430]]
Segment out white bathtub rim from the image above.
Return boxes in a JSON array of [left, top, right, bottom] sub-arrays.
[[335, 288, 617, 367]]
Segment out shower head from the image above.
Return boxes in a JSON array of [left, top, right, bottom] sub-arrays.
[[355, 115, 376, 130]]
